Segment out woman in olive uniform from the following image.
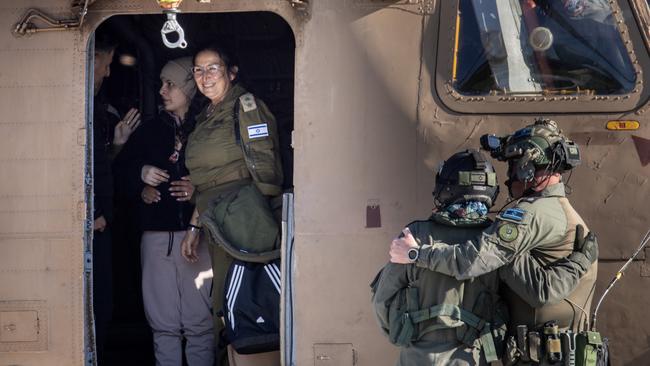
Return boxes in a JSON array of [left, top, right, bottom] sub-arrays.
[[179, 44, 283, 364]]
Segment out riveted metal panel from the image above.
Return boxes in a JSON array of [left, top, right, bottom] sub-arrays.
[[0, 1, 85, 365], [0, 300, 48, 352]]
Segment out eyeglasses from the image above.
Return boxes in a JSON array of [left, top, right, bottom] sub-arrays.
[[192, 64, 222, 78]]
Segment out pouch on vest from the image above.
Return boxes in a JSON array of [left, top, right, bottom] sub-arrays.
[[201, 184, 281, 263], [222, 259, 281, 354], [457, 290, 508, 358], [370, 263, 417, 346], [575, 331, 603, 366]]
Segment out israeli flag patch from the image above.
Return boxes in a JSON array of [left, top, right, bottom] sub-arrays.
[[501, 208, 526, 222], [248, 123, 269, 139]]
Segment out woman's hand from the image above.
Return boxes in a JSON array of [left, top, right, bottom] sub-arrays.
[[141, 185, 161, 204], [169, 176, 195, 202], [141, 165, 170, 186], [181, 229, 200, 263]]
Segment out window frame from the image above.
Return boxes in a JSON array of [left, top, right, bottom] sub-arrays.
[[434, 0, 649, 114]]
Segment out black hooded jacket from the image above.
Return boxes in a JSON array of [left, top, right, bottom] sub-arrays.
[[120, 110, 195, 231]]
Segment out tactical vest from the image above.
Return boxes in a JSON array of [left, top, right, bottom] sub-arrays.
[[503, 196, 597, 333], [371, 216, 508, 363]]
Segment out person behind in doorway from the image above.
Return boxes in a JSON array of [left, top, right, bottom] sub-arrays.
[[390, 119, 598, 365], [121, 57, 214, 366], [180, 44, 283, 364], [92, 29, 141, 362], [373, 149, 597, 365]]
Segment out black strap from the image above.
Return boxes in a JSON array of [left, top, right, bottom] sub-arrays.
[[470, 149, 487, 169], [233, 98, 242, 146]]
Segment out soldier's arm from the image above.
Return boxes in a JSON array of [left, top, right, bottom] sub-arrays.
[[498, 252, 592, 307], [414, 208, 537, 280], [498, 227, 598, 307], [414, 230, 518, 280]]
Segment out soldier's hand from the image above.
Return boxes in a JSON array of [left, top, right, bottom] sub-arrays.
[[169, 176, 194, 202], [113, 108, 141, 145], [93, 215, 107, 232], [574, 224, 598, 264], [389, 228, 418, 264], [181, 230, 200, 263]]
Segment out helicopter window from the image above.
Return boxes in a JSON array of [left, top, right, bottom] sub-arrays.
[[452, 0, 636, 96]]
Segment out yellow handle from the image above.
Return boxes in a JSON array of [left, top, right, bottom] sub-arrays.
[[157, 0, 183, 10]]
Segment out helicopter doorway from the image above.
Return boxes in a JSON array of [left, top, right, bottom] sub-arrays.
[[88, 12, 295, 365]]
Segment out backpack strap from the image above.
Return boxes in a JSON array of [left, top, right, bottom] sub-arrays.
[[409, 303, 499, 363], [233, 98, 242, 146], [232, 93, 282, 197]]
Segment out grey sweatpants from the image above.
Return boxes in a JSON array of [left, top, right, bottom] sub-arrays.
[[141, 231, 214, 366]]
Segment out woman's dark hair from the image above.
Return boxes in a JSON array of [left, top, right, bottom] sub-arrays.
[[194, 42, 239, 76]]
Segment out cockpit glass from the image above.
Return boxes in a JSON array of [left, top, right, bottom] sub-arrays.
[[453, 0, 637, 96]]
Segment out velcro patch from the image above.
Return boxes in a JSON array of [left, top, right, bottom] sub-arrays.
[[498, 223, 519, 242], [248, 123, 269, 139], [240, 93, 257, 112], [499, 208, 526, 222]]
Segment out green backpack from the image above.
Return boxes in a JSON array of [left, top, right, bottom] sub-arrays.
[[201, 184, 281, 263]]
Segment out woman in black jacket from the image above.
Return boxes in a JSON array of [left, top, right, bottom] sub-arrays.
[[125, 57, 213, 366]]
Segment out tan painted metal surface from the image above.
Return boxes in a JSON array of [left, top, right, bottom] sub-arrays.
[[0, 0, 649, 365], [0, 1, 86, 364]]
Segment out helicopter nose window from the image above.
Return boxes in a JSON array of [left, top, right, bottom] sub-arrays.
[[452, 0, 636, 96]]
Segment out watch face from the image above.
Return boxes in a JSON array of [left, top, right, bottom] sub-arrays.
[[408, 248, 418, 261]]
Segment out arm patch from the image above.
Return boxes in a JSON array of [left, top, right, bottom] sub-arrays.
[[498, 223, 519, 242], [498, 207, 531, 224]]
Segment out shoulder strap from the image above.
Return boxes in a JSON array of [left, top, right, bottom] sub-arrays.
[[233, 98, 242, 146], [409, 303, 499, 362]]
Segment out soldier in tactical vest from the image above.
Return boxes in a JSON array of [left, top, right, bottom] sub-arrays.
[[389, 119, 598, 365], [374, 148, 596, 365]]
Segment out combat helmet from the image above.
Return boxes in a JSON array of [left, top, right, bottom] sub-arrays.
[[480, 118, 581, 183], [433, 149, 499, 208]]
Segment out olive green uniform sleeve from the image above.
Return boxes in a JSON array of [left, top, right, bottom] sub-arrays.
[[238, 94, 284, 196], [415, 229, 515, 280], [414, 205, 542, 280], [498, 251, 592, 307]]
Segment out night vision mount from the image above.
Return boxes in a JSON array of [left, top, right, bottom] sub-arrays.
[[479, 118, 581, 175]]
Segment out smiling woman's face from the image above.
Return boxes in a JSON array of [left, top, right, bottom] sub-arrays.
[[193, 50, 236, 104]]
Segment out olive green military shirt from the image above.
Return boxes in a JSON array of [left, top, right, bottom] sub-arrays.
[[185, 84, 283, 213], [414, 183, 593, 307]]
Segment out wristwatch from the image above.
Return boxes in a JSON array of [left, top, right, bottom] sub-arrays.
[[407, 247, 419, 262]]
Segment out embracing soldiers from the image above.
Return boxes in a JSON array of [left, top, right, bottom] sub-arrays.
[[372, 119, 598, 365]]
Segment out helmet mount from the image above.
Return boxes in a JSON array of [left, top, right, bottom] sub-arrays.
[[480, 118, 581, 184]]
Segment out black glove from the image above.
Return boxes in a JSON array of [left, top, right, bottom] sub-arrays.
[[574, 224, 598, 264]]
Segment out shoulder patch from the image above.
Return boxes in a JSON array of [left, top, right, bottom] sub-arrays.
[[239, 93, 257, 112], [498, 223, 519, 242], [247, 123, 269, 139]]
